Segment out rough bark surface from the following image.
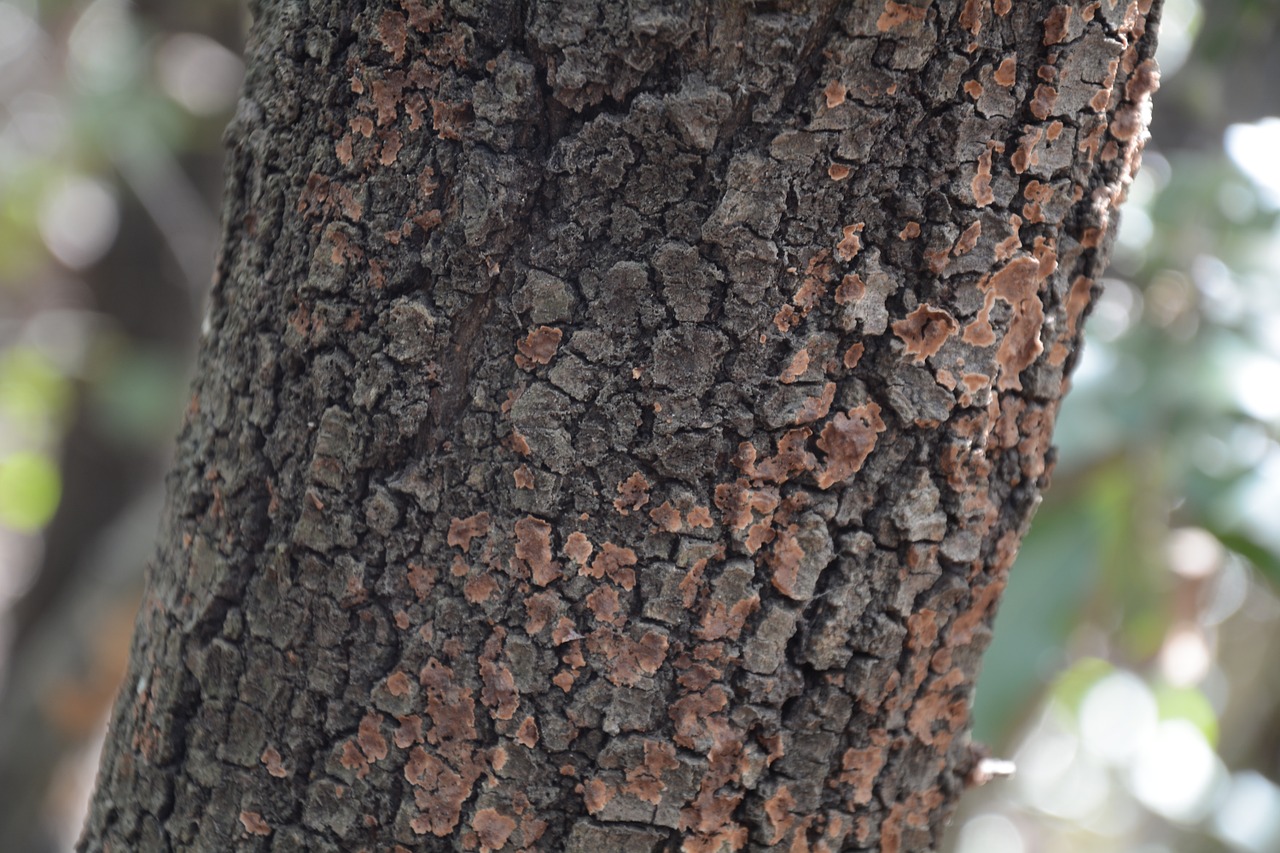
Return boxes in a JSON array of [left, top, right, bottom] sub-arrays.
[[80, 1, 1160, 851]]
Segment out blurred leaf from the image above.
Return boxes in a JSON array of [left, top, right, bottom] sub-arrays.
[[0, 346, 73, 437], [1154, 682, 1219, 746], [1209, 528, 1280, 587], [1050, 657, 1115, 715], [0, 451, 62, 532]]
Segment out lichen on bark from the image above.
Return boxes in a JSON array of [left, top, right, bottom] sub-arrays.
[[80, 1, 1161, 851]]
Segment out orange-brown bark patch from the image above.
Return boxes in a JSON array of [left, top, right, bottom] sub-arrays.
[[387, 670, 413, 697], [524, 590, 561, 635], [472, 808, 516, 852], [971, 147, 995, 207], [395, 715, 424, 749], [836, 223, 864, 262], [828, 163, 851, 181], [796, 382, 837, 424], [240, 811, 272, 836], [447, 512, 491, 550], [898, 221, 921, 240], [963, 80, 983, 99], [892, 305, 958, 364], [993, 56, 1017, 87], [405, 747, 469, 836], [583, 778, 615, 814], [843, 343, 865, 369], [1011, 125, 1044, 174], [1043, 4, 1072, 44], [839, 730, 890, 806], [953, 220, 982, 256], [613, 471, 651, 515], [780, 349, 810, 384], [698, 595, 761, 642], [824, 80, 848, 108], [464, 572, 499, 604], [877, 0, 928, 30], [261, 746, 288, 778], [480, 660, 519, 721], [514, 516, 560, 585], [1030, 83, 1059, 120], [959, 0, 985, 34], [687, 505, 715, 528], [835, 273, 866, 305], [765, 786, 798, 844], [358, 712, 389, 762], [586, 585, 624, 626], [649, 500, 683, 532], [516, 716, 539, 748], [588, 542, 639, 590], [563, 530, 593, 565], [515, 325, 562, 369], [407, 563, 438, 601], [816, 403, 887, 489], [513, 464, 534, 489]]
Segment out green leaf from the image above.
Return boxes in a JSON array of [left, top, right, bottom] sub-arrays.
[[0, 451, 61, 532]]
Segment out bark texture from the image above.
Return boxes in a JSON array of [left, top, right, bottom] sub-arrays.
[[80, 1, 1160, 851]]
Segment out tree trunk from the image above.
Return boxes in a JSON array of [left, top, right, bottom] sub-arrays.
[[79, 1, 1160, 850]]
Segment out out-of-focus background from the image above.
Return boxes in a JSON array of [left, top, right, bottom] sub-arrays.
[[0, 1, 1276, 850]]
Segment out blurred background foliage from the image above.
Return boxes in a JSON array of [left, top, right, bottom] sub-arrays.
[[0, 0, 1277, 851]]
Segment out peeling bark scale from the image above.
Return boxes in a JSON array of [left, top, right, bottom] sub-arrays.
[[79, 1, 1160, 851]]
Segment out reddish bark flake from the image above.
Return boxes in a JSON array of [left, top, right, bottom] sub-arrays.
[[358, 712, 389, 762], [240, 811, 272, 836], [835, 223, 864, 262], [583, 778, 615, 814], [563, 530, 593, 565], [963, 79, 983, 99], [779, 349, 810, 384], [586, 585, 625, 627], [953, 220, 982, 256], [993, 55, 1017, 87], [769, 527, 808, 599], [513, 464, 535, 489], [827, 162, 851, 181], [514, 325, 563, 369], [764, 785, 798, 845], [898, 221, 921, 240], [959, 0, 984, 35], [877, 0, 928, 30], [971, 146, 995, 207], [463, 572, 499, 604], [835, 273, 866, 305], [394, 715, 424, 749], [587, 542, 638, 590], [838, 730, 890, 806], [405, 747, 468, 836], [448, 512, 491, 550], [386, 670, 413, 697], [524, 590, 561, 635], [613, 471, 651, 515], [820, 79, 848, 110], [816, 403, 887, 489], [686, 505, 715, 529], [795, 382, 837, 425], [1030, 83, 1059, 120], [516, 716, 539, 748], [514, 516, 561, 585], [472, 808, 516, 852], [1043, 4, 1073, 44], [891, 305, 959, 364], [649, 500, 683, 532], [260, 746, 288, 778], [754, 428, 817, 484], [843, 343, 865, 369]]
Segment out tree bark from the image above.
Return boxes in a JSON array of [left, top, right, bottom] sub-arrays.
[[79, 1, 1160, 851]]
